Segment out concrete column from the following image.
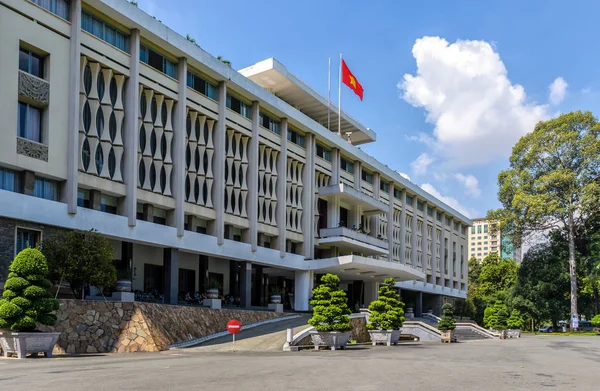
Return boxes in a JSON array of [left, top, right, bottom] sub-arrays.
[[387, 183, 395, 261], [240, 262, 252, 308], [142, 203, 153, 222], [353, 160, 362, 190], [440, 214, 447, 284], [302, 134, 315, 258], [247, 101, 260, 252], [276, 118, 288, 257], [416, 291, 423, 317], [326, 196, 340, 229], [294, 270, 313, 311], [400, 190, 407, 264], [213, 81, 227, 245], [66, 0, 82, 215], [449, 222, 455, 286], [422, 201, 428, 274], [22, 170, 35, 196], [124, 29, 140, 227], [370, 173, 380, 239], [410, 197, 418, 269], [431, 209, 439, 284], [173, 58, 187, 237], [89, 189, 102, 210], [163, 248, 180, 305], [364, 281, 379, 305], [330, 148, 340, 185]]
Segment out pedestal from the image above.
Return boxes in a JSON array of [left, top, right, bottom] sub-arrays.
[[111, 292, 135, 302], [268, 303, 284, 313], [203, 298, 221, 310]]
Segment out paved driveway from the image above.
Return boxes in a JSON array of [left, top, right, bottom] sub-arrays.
[[1, 336, 598, 390]]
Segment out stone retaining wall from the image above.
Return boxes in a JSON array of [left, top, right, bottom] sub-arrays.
[[37, 300, 286, 354]]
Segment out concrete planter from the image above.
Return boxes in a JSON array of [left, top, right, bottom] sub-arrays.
[[309, 331, 351, 350], [115, 280, 132, 292], [269, 294, 282, 304], [498, 330, 507, 339], [368, 330, 401, 346], [405, 308, 414, 319], [0, 331, 61, 359], [440, 330, 454, 343], [506, 329, 521, 339], [206, 288, 220, 299]]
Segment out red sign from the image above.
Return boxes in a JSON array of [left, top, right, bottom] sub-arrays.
[[226, 319, 242, 335]]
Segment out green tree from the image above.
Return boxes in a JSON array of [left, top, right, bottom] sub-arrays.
[[591, 314, 600, 327], [308, 274, 352, 332], [40, 229, 117, 299], [489, 111, 600, 328], [496, 309, 508, 331], [477, 253, 518, 300], [483, 306, 496, 328], [437, 303, 456, 331], [487, 300, 508, 330], [0, 249, 59, 331], [507, 309, 525, 329], [366, 277, 405, 330]]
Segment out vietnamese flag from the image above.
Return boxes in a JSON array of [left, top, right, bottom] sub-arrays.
[[341, 59, 364, 101]]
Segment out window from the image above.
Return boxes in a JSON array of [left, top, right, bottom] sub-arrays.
[[417, 201, 424, 211], [140, 45, 178, 79], [19, 48, 44, 78], [484, 224, 489, 233], [471, 248, 475, 252], [187, 71, 218, 100], [362, 170, 373, 184], [100, 194, 117, 214], [0, 167, 20, 193], [82, 11, 129, 52], [484, 241, 488, 245], [77, 189, 90, 208], [316, 143, 331, 161], [394, 188, 402, 199], [16, 228, 40, 255], [18, 102, 42, 143], [29, 0, 70, 20], [436, 212, 442, 221], [471, 227, 475, 234], [477, 225, 482, 234], [484, 247, 488, 251], [340, 157, 354, 174], [454, 222, 459, 230], [287, 128, 306, 147], [136, 203, 144, 220], [226, 94, 251, 119], [34, 177, 59, 201], [427, 207, 434, 217], [380, 181, 389, 193], [477, 247, 482, 251], [259, 112, 280, 134], [406, 195, 414, 206], [153, 208, 167, 225]]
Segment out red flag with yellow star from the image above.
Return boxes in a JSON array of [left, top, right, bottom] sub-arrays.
[[341, 59, 364, 100]]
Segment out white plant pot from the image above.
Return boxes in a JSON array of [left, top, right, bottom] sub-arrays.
[[0, 332, 61, 359], [269, 294, 282, 304], [506, 329, 521, 338], [368, 330, 401, 346], [309, 331, 351, 351], [206, 288, 219, 299]]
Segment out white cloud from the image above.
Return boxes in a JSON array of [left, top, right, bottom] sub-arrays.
[[411, 153, 434, 175], [454, 173, 481, 197], [548, 77, 568, 105], [399, 36, 548, 168], [397, 172, 411, 181], [421, 183, 478, 218]]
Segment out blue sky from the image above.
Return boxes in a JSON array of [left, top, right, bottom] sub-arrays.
[[137, 0, 600, 218]]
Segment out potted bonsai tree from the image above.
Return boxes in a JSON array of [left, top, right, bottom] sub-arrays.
[[495, 309, 508, 339], [366, 277, 405, 346], [506, 309, 524, 338], [308, 273, 352, 350], [0, 248, 60, 358], [437, 303, 456, 343]]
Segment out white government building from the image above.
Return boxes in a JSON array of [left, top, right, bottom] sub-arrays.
[[0, 0, 470, 315]]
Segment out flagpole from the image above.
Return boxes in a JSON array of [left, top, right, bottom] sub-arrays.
[[338, 53, 342, 136], [327, 57, 331, 131]]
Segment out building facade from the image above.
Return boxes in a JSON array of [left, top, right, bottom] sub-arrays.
[[468, 218, 521, 263], [0, 0, 470, 314]]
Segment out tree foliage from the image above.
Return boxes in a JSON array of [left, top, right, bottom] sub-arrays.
[[489, 111, 600, 326], [591, 314, 600, 327], [507, 309, 525, 330], [485, 300, 509, 330], [366, 278, 405, 331], [438, 303, 456, 331], [40, 229, 117, 299], [0, 249, 59, 331], [308, 274, 352, 332]]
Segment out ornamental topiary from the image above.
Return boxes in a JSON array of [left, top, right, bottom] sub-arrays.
[[485, 300, 508, 330], [495, 309, 508, 331], [507, 309, 524, 330], [366, 277, 405, 331], [308, 274, 352, 332], [437, 303, 456, 331], [0, 249, 59, 332], [592, 315, 600, 328]]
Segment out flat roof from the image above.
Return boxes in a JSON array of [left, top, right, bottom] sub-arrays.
[[239, 58, 376, 146]]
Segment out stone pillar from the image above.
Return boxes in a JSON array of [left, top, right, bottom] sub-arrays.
[[247, 101, 260, 252], [163, 248, 180, 305], [416, 291, 423, 317], [294, 270, 313, 311], [410, 197, 418, 268], [142, 203, 153, 222], [370, 173, 380, 238], [240, 262, 252, 308], [89, 189, 102, 211], [213, 81, 227, 245], [326, 195, 340, 229], [353, 160, 361, 190], [276, 118, 288, 257], [330, 148, 340, 185], [400, 190, 407, 264], [432, 209, 439, 284], [440, 214, 447, 285], [124, 29, 140, 227], [22, 170, 36, 196], [387, 183, 395, 261], [449, 222, 455, 287], [198, 255, 209, 293], [364, 281, 379, 306], [302, 134, 315, 258], [173, 57, 187, 237], [422, 201, 428, 273]]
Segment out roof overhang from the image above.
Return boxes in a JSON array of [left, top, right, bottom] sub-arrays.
[[239, 58, 376, 146], [318, 183, 387, 215]]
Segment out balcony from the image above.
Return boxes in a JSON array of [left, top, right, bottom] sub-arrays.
[[317, 183, 387, 215], [317, 226, 389, 256]]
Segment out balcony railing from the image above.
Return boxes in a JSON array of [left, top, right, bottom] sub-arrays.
[[318, 226, 389, 256]]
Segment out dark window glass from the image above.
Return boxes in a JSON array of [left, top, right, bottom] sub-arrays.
[[316, 143, 331, 161], [30, 0, 70, 21], [18, 102, 42, 143], [16, 228, 40, 254], [34, 177, 59, 201], [82, 11, 129, 52], [19, 48, 44, 78]]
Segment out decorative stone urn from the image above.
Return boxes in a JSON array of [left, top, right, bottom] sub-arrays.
[[440, 330, 454, 343], [368, 330, 401, 346], [269, 294, 282, 304], [405, 307, 414, 319], [0, 332, 61, 359], [309, 330, 351, 350], [115, 280, 132, 292], [505, 329, 521, 339], [206, 288, 219, 299]]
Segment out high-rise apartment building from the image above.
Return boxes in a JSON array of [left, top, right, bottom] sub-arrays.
[[468, 218, 521, 263]]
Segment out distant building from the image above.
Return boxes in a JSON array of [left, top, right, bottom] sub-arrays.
[[468, 218, 521, 263]]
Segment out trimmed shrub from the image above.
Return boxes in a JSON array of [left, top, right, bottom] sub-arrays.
[[366, 277, 405, 331], [496, 309, 508, 331], [438, 303, 457, 331], [507, 309, 524, 329], [485, 300, 508, 330], [591, 315, 600, 328], [308, 274, 352, 332], [0, 248, 59, 331]]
